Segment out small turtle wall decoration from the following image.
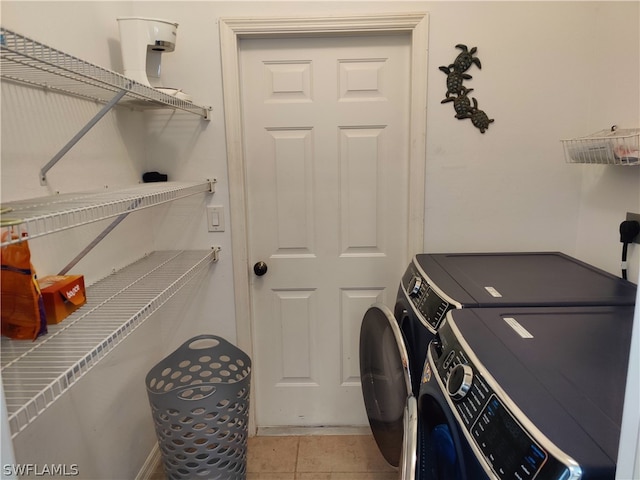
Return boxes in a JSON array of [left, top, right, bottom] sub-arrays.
[[441, 86, 474, 117], [440, 44, 494, 134], [452, 44, 481, 72], [439, 65, 472, 98], [456, 98, 495, 133]]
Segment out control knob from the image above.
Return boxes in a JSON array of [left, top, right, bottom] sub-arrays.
[[447, 363, 473, 400], [407, 275, 423, 297]]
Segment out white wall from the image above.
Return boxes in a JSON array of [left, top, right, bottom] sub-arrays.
[[1, 1, 638, 478], [420, 2, 640, 280]]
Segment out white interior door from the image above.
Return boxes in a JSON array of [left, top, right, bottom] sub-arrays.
[[240, 33, 412, 427]]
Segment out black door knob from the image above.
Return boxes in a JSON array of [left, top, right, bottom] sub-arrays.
[[254, 261, 268, 276]]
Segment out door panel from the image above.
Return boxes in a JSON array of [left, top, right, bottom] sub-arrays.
[[276, 289, 315, 383], [240, 34, 411, 427], [340, 126, 386, 255], [341, 288, 385, 385], [269, 128, 314, 253]]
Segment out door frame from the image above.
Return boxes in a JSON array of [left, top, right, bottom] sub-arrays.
[[219, 13, 429, 433]]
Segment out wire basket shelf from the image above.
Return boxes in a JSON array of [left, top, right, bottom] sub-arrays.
[[1, 249, 218, 438], [0, 181, 214, 246], [0, 27, 211, 118], [561, 128, 640, 165]]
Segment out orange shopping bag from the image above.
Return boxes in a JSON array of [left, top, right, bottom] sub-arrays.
[[1, 230, 47, 340]]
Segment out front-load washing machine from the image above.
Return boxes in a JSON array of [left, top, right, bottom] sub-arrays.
[[413, 305, 635, 479], [360, 252, 637, 471]]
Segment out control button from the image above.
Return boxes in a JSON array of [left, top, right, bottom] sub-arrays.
[[447, 364, 473, 400], [473, 383, 486, 401], [471, 390, 483, 407], [476, 376, 490, 394], [407, 275, 423, 297], [443, 350, 456, 369]]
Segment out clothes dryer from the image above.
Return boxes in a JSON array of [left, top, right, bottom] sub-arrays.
[[398, 252, 636, 393], [360, 252, 637, 471], [412, 305, 634, 479]]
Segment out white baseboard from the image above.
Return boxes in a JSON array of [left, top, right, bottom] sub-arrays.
[[135, 443, 162, 480], [256, 426, 372, 437]]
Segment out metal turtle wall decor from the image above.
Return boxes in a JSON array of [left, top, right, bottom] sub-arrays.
[[440, 44, 494, 133]]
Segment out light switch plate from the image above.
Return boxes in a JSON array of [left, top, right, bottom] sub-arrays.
[[207, 205, 225, 232]]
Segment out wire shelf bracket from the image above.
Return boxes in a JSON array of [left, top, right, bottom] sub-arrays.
[[39, 86, 130, 185]]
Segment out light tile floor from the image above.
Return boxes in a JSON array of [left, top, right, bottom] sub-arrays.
[[151, 435, 396, 479], [246, 435, 396, 480]]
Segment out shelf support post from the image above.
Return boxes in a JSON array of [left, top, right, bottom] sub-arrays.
[[39, 87, 130, 185]]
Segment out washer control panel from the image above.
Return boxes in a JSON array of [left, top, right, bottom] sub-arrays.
[[429, 324, 579, 480], [401, 263, 453, 333]]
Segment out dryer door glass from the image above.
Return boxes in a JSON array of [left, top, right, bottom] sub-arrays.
[[360, 303, 412, 467]]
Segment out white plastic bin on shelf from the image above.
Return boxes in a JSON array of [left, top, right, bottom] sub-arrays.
[[146, 335, 251, 480], [561, 128, 640, 165]]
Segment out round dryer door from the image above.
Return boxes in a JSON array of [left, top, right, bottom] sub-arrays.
[[359, 303, 413, 467], [400, 395, 418, 479]]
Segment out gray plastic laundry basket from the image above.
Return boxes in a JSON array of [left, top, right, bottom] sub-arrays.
[[146, 335, 251, 480]]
